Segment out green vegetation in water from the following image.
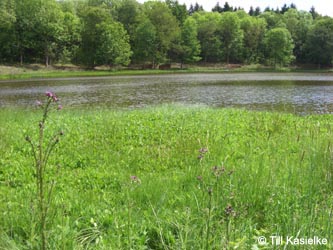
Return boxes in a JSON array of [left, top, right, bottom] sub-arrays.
[[0, 106, 333, 249], [0, 66, 181, 80], [0, 64, 332, 81]]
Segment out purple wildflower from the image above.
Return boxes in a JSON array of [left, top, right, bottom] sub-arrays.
[[57, 105, 63, 110], [35, 100, 42, 106], [45, 91, 53, 98], [45, 91, 59, 102], [52, 95, 59, 102]]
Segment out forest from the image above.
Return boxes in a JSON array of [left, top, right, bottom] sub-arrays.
[[0, 0, 333, 68]]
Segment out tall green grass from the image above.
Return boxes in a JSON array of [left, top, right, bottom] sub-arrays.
[[0, 66, 332, 80], [0, 106, 332, 249]]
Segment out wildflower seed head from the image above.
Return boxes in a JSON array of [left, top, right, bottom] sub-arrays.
[[212, 166, 218, 172], [130, 175, 141, 184], [224, 204, 235, 217], [199, 148, 208, 154], [212, 166, 225, 177]]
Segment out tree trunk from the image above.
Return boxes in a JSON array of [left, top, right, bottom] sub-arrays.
[[45, 55, 49, 68]]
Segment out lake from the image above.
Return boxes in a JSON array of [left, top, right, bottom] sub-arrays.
[[1, 72, 333, 114]]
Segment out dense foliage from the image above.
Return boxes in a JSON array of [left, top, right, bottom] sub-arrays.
[[1, 107, 333, 248], [0, 0, 332, 67]]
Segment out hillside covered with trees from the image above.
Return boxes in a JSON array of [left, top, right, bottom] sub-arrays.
[[0, 0, 333, 68]]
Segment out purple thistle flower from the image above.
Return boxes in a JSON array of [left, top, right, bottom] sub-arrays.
[[35, 100, 42, 106], [52, 95, 59, 102], [57, 104, 63, 110], [45, 91, 54, 98], [45, 91, 59, 102]]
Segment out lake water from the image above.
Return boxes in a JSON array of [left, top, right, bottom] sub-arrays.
[[1, 72, 333, 114]]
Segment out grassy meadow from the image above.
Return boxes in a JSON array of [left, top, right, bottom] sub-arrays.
[[0, 106, 332, 249]]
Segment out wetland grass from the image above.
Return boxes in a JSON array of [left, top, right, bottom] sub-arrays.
[[0, 106, 332, 249]]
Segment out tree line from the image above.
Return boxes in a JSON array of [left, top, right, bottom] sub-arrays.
[[0, 0, 332, 68]]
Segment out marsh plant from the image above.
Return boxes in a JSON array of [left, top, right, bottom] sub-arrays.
[[196, 149, 236, 249], [1, 106, 332, 249], [126, 175, 141, 248], [25, 91, 63, 250]]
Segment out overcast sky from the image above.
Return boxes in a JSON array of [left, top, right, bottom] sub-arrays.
[[137, 0, 333, 17]]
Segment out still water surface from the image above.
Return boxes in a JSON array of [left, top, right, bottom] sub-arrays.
[[1, 73, 333, 114]]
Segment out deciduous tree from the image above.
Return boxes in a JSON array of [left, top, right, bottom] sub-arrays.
[[283, 9, 313, 63], [78, 5, 131, 68], [0, 0, 16, 63], [132, 17, 157, 65], [144, 1, 180, 64], [304, 18, 333, 66], [192, 12, 222, 62], [95, 21, 132, 66], [170, 17, 201, 68], [217, 12, 243, 63], [240, 16, 266, 63], [264, 27, 295, 66]]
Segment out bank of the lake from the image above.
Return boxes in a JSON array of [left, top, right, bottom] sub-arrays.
[[1, 106, 332, 249], [0, 64, 332, 80]]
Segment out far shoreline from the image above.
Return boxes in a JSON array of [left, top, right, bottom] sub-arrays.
[[0, 64, 332, 81]]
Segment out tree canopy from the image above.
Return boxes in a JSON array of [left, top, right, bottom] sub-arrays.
[[0, 0, 332, 67]]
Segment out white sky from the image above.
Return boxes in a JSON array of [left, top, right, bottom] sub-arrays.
[[137, 0, 333, 17]]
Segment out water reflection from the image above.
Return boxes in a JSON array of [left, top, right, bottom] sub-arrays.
[[1, 73, 333, 114]]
